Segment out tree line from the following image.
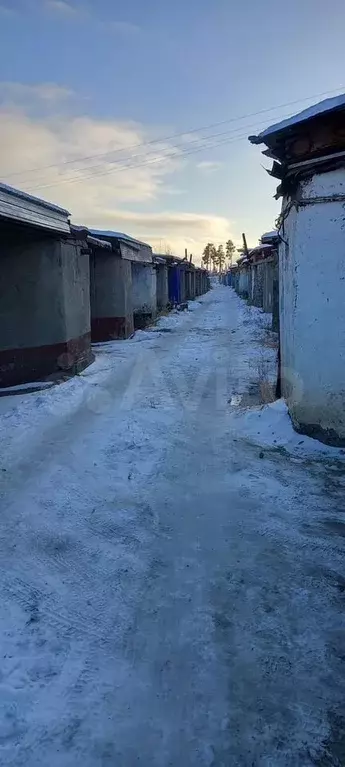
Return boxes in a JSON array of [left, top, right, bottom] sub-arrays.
[[201, 240, 236, 271]]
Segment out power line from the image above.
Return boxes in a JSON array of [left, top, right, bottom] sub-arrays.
[[5, 85, 345, 182], [23, 92, 344, 194], [22, 112, 285, 189], [24, 128, 270, 193]]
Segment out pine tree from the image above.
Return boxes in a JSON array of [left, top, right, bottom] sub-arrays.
[[202, 243, 217, 271], [226, 239, 236, 267], [201, 244, 211, 269], [209, 244, 217, 272], [216, 244, 225, 272]]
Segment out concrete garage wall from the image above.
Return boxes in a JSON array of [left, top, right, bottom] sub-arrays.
[[0, 231, 92, 386], [61, 238, 91, 344], [262, 258, 275, 313], [131, 263, 157, 328], [90, 251, 133, 340], [191, 271, 196, 301], [186, 270, 193, 301], [280, 168, 345, 445], [196, 271, 202, 296], [182, 269, 189, 302], [252, 261, 265, 307], [238, 267, 249, 298], [156, 264, 169, 312], [272, 258, 279, 332]]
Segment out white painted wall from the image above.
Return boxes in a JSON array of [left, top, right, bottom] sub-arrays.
[[280, 167, 345, 443]]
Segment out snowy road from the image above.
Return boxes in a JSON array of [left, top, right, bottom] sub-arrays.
[[0, 285, 344, 766]]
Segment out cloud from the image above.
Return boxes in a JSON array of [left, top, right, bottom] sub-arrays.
[[44, 0, 78, 14], [0, 82, 74, 104], [44, 1, 142, 36], [106, 20, 141, 36], [0, 4, 17, 15], [0, 93, 233, 260], [90, 210, 234, 258], [196, 160, 222, 173]]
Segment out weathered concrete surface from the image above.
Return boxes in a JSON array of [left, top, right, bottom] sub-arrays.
[[156, 264, 169, 312], [0, 285, 344, 766], [280, 169, 345, 445], [272, 257, 279, 332], [90, 250, 133, 340], [251, 261, 264, 307], [132, 262, 157, 328], [262, 258, 275, 313], [0, 229, 92, 385], [186, 270, 193, 300], [191, 270, 196, 301], [238, 266, 249, 298]]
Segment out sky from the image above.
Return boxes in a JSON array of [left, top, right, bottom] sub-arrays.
[[0, 0, 344, 261]]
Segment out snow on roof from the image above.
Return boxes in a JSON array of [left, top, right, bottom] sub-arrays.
[[249, 93, 345, 144], [261, 230, 278, 241], [89, 229, 150, 249], [0, 181, 70, 215], [248, 243, 273, 256]]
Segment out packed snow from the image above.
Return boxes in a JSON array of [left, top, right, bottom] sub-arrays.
[[0, 284, 344, 766]]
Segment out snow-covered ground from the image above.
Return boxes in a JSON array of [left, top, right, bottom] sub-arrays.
[[0, 285, 344, 766]]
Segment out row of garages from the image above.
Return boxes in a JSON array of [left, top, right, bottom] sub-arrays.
[[222, 230, 279, 332], [0, 183, 209, 388], [224, 93, 345, 446]]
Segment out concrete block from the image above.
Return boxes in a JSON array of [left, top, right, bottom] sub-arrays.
[[272, 260, 279, 332], [191, 271, 196, 300], [252, 262, 264, 307], [186, 271, 193, 300], [132, 263, 157, 328], [90, 251, 133, 341], [262, 258, 275, 314], [156, 263, 169, 312], [0, 230, 92, 387]]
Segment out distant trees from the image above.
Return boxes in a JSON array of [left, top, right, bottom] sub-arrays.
[[202, 239, 237, 272], [202, 243, 217, 270]]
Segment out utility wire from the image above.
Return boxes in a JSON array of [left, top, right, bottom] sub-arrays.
[[25, 129, 268, 193], [24, 95, 340, 194], [22, 113, 285, 189], [5, 85, 344, 182]]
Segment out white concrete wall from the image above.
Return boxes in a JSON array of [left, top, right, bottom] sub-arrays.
[[131, 264, 157, 316], [280, 167, 345, 443]]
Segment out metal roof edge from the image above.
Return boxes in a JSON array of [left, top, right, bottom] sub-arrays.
[[89, 228, 151, 250], [0, 182, 70, 216]]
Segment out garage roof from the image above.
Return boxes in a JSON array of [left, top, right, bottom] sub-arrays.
[[0, 182, 70, 234]]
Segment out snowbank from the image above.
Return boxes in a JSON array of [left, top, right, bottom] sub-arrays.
[[232, 399, 345, 457]]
